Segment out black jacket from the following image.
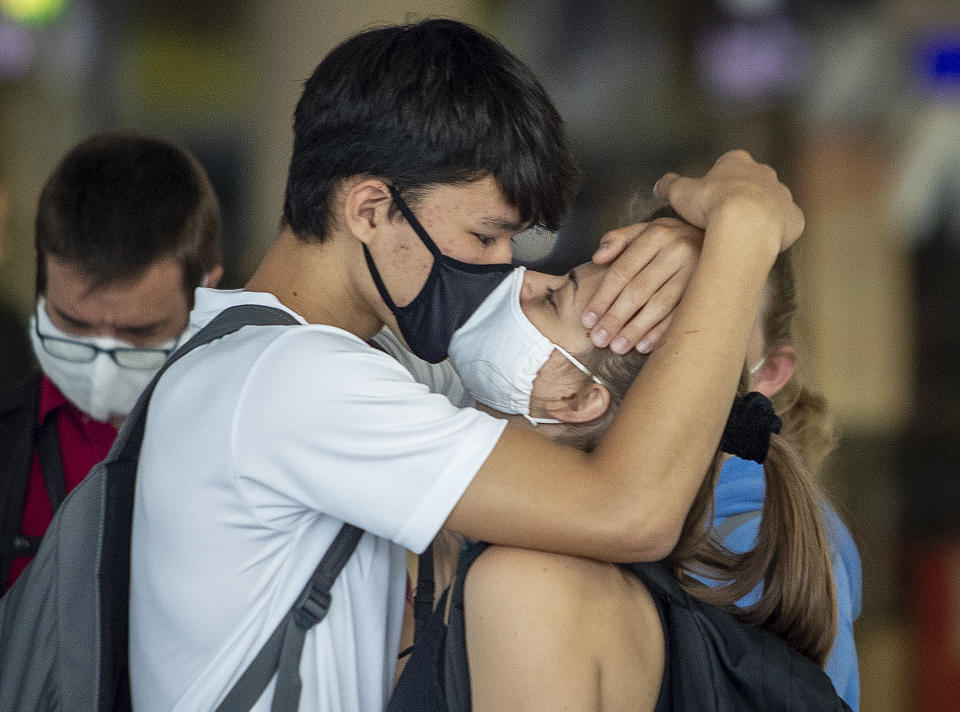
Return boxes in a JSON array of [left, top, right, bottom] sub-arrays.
[[0, 372, 42, 584]]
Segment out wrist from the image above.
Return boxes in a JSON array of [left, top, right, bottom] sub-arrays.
[[706, 196, 784, 261]]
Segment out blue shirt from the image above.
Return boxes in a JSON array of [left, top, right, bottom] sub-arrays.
[[710, 457, 862, 711]]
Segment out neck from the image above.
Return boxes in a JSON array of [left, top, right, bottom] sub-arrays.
[[245, 227, 382, 340]]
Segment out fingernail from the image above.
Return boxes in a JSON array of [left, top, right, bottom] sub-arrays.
[[582, 311, 598, 328], [636, 339, 651, 354], [595, 242, 611, 254], [592, 328, 609, 347], [611, 337, 628, 354]]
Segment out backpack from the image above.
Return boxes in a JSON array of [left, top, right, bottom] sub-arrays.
[[388, 541, 853, 712], [0, 304, 364, 712]]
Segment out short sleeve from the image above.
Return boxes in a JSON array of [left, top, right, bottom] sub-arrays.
[[231, 327, 506, 553], [369, 328, 473, 407]]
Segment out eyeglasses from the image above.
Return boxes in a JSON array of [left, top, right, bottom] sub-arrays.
[[34, 308, 175, 370]]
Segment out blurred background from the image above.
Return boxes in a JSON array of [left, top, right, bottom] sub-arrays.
[[1, 1, 958, 709]]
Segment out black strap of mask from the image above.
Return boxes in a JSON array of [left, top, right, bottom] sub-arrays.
[[362, 244, 402, 312], [362, 185, 441, 313], [385, 185, 517, 276], [387, 184, 443, 259]]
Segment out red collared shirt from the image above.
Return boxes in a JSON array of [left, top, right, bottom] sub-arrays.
[[4, 376, 117, 590]]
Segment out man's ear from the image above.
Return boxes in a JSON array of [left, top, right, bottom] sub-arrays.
[[751, 345, 797, 398], [543, 382, 611, 424], [342, 179, 395, 246]]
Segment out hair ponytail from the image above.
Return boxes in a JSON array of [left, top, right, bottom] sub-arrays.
[[668, 397, 838, 667], [752, 433, 837, 665]]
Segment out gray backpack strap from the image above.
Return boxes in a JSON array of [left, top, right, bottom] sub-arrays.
[[103, 304, 304, 708], [711, 510, 762, 545], [114, 304, 301, 464], [216, 524, 364, 712], [125, 304, 365, 712]]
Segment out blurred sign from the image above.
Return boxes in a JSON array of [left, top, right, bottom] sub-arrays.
[[913, 29, 960, 97], [0, 18, 35, 78], [0, 0, 65, 25], [696, 17, 808, 105]]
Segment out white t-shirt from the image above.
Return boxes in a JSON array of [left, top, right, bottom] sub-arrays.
[[129, 288, 505, 712]]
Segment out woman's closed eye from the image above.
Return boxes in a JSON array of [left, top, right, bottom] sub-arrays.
[[544, 286, 558, 312]]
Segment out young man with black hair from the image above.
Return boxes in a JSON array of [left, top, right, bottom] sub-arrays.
[[0, 132, 223, 590], [128, 18, 804, 711]]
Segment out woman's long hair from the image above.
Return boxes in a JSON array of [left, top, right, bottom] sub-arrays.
[[548, 246, 839, 667]]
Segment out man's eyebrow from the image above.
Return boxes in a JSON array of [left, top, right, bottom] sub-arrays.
[[121, 320, 170, 337], [480, 215, 525, 232], [53, 305, 169, 335], [53, 306, 92, 329]]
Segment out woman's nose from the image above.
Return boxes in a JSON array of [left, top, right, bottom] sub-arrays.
[[519, 270, 556, 305], [519, 271, 542, 305]]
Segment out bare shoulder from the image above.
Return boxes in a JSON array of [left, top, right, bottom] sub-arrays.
[[462, 545, 663, 663], [463, 546, 613, 641], [464, 546, 608, 617], [464, 546, 665, 712]]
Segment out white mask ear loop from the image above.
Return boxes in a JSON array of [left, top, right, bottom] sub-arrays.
[[748, 357, 766, 376], [523, 414, 562, 426], [523, 345, 602, 426], [554, 345, 602, 385]]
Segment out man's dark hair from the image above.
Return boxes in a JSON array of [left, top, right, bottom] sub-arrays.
[[35, 132, 222, 306], [283, 18, 581, 242]]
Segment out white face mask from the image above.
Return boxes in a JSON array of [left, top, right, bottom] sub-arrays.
[[448, 266, 599, 425], [29, 296, 189, 423]]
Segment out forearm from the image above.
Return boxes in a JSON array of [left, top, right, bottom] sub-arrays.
[[590, 201, 780, 558]]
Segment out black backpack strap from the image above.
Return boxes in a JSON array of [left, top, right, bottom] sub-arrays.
[[412, 543, 435, 648], [0, 372, 42, 584], [440, 541, 491, 712], [215, 523, 364, 712], [34, 411, 66, 514]]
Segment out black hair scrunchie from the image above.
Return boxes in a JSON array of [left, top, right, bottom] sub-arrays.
[[719, 391, 782, 463]]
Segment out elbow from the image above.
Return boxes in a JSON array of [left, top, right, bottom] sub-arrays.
[[601, 506, 683, 563]]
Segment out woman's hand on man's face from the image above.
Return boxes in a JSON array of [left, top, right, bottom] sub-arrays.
[[583, 218, 703, 354]]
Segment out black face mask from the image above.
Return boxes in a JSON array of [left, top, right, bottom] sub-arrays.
[[363, 185, 513, 363]]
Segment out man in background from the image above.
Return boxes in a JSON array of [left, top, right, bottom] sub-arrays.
[[0, 132, 222, 589]]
